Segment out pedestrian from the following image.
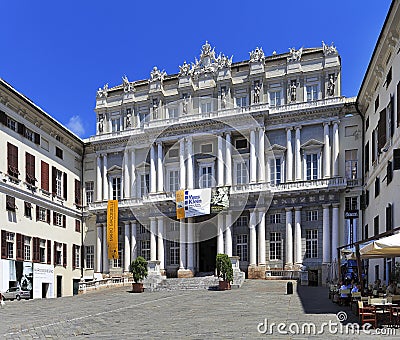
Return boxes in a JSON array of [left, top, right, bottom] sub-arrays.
[[0, 292, 4, 308]]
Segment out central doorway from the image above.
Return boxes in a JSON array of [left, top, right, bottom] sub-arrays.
[[198, 223, 217, 273]]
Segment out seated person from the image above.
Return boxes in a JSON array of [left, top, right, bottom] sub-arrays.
[[386, 281, 397, 295], [351, 284, 361, 293], [340, 280, 350, 298]]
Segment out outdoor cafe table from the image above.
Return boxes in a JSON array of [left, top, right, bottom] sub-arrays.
[[370, 302, 398, 325]]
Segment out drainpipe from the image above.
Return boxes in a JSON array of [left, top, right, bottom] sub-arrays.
[[80, 143, 86, 280]]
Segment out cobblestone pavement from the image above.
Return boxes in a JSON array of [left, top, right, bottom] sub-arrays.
[[0, 280, 399, 339]]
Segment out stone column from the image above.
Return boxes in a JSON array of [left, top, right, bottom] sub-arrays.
[[250, 130, 257, 183], [150, 144, 156, 193], [96, 155, 102, 202], [331, 203, 340, 261], [96, 224, 102, 272], [294, 207, 302, 265], [217, 214, 225, 254], [130, 149, 136, 198], [217, 135, 224, 186], [258, 210, 266, 265], [180, 139, 186, 190], [249, 210, 257, 266], [286, 128, 293, 182], [157, 216, 165, 271], [131, 221, 137, 261], [187, 137, 194, 189], [332, 121, 339, 177], [103, 153, 108, 200], [322, 204, 331, 263], [225, 213, 233, 257], [124, 222, 130, 272], [258, 128, 266, 183], [295, 126, 302, 181], [157, 142, 164, 192], [323, 122, 331, 178], [150, 217, 157, 261], [123, 150, 130, 199], [225, 133, 232, 186], [179, 220, 187, 269], [102, 225, 109, 273], [187, 218, 194, 271], [285, 207, 293, 267]]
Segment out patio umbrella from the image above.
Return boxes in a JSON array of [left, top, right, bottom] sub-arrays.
[[360, 233, 400, 258]]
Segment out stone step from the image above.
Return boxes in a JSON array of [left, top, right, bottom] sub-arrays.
[[152, 276, 220, 291]]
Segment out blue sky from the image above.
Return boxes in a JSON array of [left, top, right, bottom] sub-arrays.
[[1, 1, 392, 138]]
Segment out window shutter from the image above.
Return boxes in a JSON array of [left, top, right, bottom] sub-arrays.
[[26, 153, 35, 184], [47, 209, 51, 224], [364, 142, 369, 173], [63, 172, 68, 200], [41, 161, 49, 191], [0, 110, 6, 125], [36, 205, 39, 221], [32, 237, 38, 262], [51, 166, 57, 195], [47, 240, 51, 264], [63, 243, 67, 267], [75, 179, 81, 205], [7, 143, 18, 177], [63, 215, 66, 228], [391, 95, 395, 137], [72, 245, 76, 269], [53, 212, 57, 225], [54, 242, 57, 265], [386, 204, 393, 231], [378, 109, 387, 152], [75, 220, 81, 232], [16, 233, 23, 260], [372, 130, 376, 163], [387, 161, 393, 184], [394, 149, 400, 170], [1, 230, 6, 259], [34, 133, 40, 145], [397, 81, 400, 127], [17, 123, 25, 136]]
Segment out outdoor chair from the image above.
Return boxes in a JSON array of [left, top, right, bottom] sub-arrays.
[[339, 289, 351, 306], [391, 306, 400, 326], [358, 304, 377, 328], [351, 292, 362, 313]]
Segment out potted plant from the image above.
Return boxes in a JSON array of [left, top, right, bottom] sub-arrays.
[[216, 253, 233, 290], [129, 256, 148, 293]]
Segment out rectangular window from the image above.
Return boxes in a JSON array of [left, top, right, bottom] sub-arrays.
[[170, 221, 179, 232], [387, 161, 393, 184], [235, 139, 248, 150], [55, 169, 63, 197], [24, 236, 31, 261], [41, 161, 49, 192], [305, 230, 318, 258], [364, 142, 370, 174], [55, 243, 62, 265], [140, 240, 151, 261], [7, 142, 19, 178], [6, 232, 14, 259], [25, 152, 36, 185], [55, 147, 63, 159], [24, 127, 35, 142], [306, 154, 318, 180], [236, 234, 248, 262], [53, 212, 65, 227], [74, 245, 80, 269], [345, 197, 358, 211], [394, 148, 400, 170], [269, 213, 281, 224], [386, 203, 393, 232], [24, 202, 32, 218], [306, 85, 318, 102], [269, 232, 282, 260], [85, 181, 94, 204], [37, 206, 50, 223], [75, 179, 81, 206], [236, 96, 247, 107], [168, 170, 180, 192], [7, 117, 17, 131], [75, 219, 81, 232], [270, 158, 282, 184], [200, 166, 213, 188], [378, 109, 387, 152], [375, 95, 380, 112], [39, 239, 46, 263], [140, 174, 149, 197], [306, 210, 318, 221], [269, 91, 281, 107], [235, 216, 248, 227], [374, 215, 380, 235], [112, 118, 121, 132], [85, 245, 94, 269], [345, 150, 358, 180], [169, 240, 180, 265], [112, 177, 121, 200], [201, 143, 213, 154], [200, 101, 212, 113], [236, 161, 248, 185], [168, 107, 178, 119], [6, 195, 16, 212], [375, 177, 380, 197], [168, 148, 179, 158], [386, 67, 392, 88]]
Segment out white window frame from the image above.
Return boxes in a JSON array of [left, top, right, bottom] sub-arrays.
[[24, 236, 31, 261], [198, 159, 215, 189], [169, 239, 180, 265], [235, 95, 248, 108], [54, 212, 63, 227], [75, 245, 80, 269], [168, 106, 178, 119], [269, 232, 282, 260], [269, 90, 282, 107], [269, 157, 283, 184], [306, 229, 318, 258], [7, 117, 17, 131], [306, 210, 318, 221], [85, 245, 94, 269], [305, 153, 319, 180], [55, 169, 62, 197], [38, 207, 47, 222], [139, 173, 149, 197], [111, 117, 121, 132], [141, 240, 151, 261], [236, 234, 248, 262], [345, 149, 358, 180], [6, 232, 14, 259], [303, 149, 322, 181], [234, 159, 249, 185], [112, 242, 122, 268], [111, 176, 121, 200], [269, 213, 281, 224], [305, 84, 319, 102], [85, 181, 94, 204], [167, 169, 180, 192], [40, 239, 46, 263], [200, 99, 212, 114]]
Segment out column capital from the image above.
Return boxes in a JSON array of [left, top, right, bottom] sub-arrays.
[[322, 203, 331, 209], [156, 215, 164, 221], [333, 120, 340, 126], [294, 206, 302, 211], [185, 135, 193, 142], [156, 141, 162, 146], [295, 125, 302, 130], [323, 121, 331, 127], [123, 221, 130, 226], [332, 203, 340, 208], [285, 207, 294, 212], [149, 216, 156, 221], [285, 126, 293, 132]]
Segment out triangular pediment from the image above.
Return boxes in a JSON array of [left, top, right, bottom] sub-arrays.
[[301, 139, 324, 149], [268, 144, 287, 153], [136, 161, 150, 169], [107, 165, 122, 174]]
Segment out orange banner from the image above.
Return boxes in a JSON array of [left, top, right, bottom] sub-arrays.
[[176, 190, 185, 219], [107, 200, 119, 259]]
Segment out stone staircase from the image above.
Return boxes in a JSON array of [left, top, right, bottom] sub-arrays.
[[148, 276, 220, 292]]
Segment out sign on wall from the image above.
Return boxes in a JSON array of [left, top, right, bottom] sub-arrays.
[[107, 200, 119, 259], [176, 188, 211, 218]]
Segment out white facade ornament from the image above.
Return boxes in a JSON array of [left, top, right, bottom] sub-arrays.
[[327, 74, 335, 96], [216, 53, 233, 69], [178, 61, 191, 76], [96, 83, 109, 98], [287, 47, 303, 62], [150, 66, 166, 82], [322, 41, 337, 56], [249, 47, 265, 62], [122, 75, 133, 93]]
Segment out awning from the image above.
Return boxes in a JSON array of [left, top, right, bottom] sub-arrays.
[[360, 233, 400, 258]]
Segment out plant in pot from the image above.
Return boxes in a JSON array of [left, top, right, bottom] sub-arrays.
[[216, 253, 233, 291], [129, 256, 148, 293]]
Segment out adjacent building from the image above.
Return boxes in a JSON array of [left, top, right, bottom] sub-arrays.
[[0, 79, 84, 298]]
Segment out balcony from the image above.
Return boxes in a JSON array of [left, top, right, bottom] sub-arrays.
[[269, 97, 347, 115]]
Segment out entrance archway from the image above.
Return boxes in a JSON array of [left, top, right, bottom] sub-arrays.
[[198, 223, 217, 273]]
